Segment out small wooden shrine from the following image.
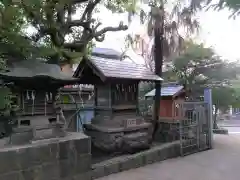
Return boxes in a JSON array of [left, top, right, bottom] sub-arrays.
[[145, 84, 186, 121], [74, 56, 162, 153], [144, 84, 186, 143], [0, 59, 78, 144]]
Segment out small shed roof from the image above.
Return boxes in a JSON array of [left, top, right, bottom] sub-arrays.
[[145, 85, 184, 97], [74, 56, 163, 82]]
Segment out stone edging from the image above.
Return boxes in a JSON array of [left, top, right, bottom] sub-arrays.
[[92, 141, 180, 179]]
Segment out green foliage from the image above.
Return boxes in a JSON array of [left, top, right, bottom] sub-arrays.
[[0, 87, 18, 116], [126, 0, 201, 68], [0, 0, 135, 65], [228, 79, 240, 107], [164, 40, 239, 98], [209, 0, 240, 18], [191, 0, 240, 18], [212, 87, 236, 109], [15, 0, 132, 64], [0, 1, 31, 60], [103, 0, 138, 13]]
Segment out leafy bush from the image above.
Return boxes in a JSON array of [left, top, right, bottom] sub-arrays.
[[0, 86, 18, 137]]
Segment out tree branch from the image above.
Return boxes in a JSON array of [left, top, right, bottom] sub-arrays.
[[80, 0, 101, 22], [94, 23, 128, 42]]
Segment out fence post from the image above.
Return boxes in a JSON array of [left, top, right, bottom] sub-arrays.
[[204, 88, 213, 149]]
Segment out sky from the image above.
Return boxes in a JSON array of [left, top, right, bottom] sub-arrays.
[[197, 9, 240, 61], [95, 6, 240, 61], [25, 3, 240, 61]]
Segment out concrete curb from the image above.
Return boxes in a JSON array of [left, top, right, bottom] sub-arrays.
[[91, 141, 180, 179], [219, 125, 240, 127]]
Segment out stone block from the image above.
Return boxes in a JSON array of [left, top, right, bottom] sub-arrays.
[[158, 146, 167, 161], [74, 137, 91, 155], [28, 143, 59, 166], [0, 132, 91, 180], [92, 165, 105, 179], [41, 161, 60, 180], [0, 150, 20, 174], [59, 134, 91, 160], [20, 165, 43, 180], [144, 149, 160, 165], [16, 148, 35, 170], [174, 144, 181, 156], [59, 159, 73, 179], [59, 140, 71, 160], [119, 157, 137, 172], [124, 156, 144, 170], [170, 145, 179, 158], [0, 172, 20, 180], [59, 154, 91, 179], [130, 154, 145, 168], [137, 152, 146, 166], [73, 172, 92, 180], [0, 145, 55, 174], [10, 130, 33, 145], [104, 162, 120, 176], [75, 154, 92, 174], [165, 143, 180, 158]]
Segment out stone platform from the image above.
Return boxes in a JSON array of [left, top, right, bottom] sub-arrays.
[[0, 132, 91, 180], [84, 122, 153, 153]]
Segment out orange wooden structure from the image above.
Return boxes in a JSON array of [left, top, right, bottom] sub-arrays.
[[145, 85, 186, 120]]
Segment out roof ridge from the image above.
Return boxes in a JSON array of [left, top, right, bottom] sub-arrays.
[[87, 56, 163, 81]]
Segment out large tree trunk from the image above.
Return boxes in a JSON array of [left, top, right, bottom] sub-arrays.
[[152, 6, 164, 141]]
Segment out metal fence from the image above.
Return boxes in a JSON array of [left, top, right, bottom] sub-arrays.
[[178, 102, 211, 156], [138, 99, 212, 156]]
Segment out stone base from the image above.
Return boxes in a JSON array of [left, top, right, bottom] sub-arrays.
[[84, 123, 153, 153], [154, 121, 180, 143], [8, 123, 68, 145], [92, 141, 180, 179], [0, 132, 91, 180]]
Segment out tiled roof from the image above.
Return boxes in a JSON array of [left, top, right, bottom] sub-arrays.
[[145, 85, 184, 97], [0, 59, 77, 82], [89, 56, 163, 81]]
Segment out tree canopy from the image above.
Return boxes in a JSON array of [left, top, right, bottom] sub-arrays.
[[185, 0, 240, 18], [0, 0, 238, 66], [208, 0, 240, 17], [163, 40, 240, 98], [0, 1, 33, 63], [0, 0, 139, 65], [126, 0, 201, 69]]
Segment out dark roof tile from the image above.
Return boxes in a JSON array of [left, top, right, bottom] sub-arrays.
[[90, 56, 162, 81]]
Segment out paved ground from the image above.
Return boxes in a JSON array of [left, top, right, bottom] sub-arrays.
[[218, 119, 240, 134], [97, 134, 240, 180], [219, 120, 240, 127]]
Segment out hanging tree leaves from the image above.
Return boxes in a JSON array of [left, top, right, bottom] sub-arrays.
[[125, 0, 201, 72], [0, 0, 32, 62]]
